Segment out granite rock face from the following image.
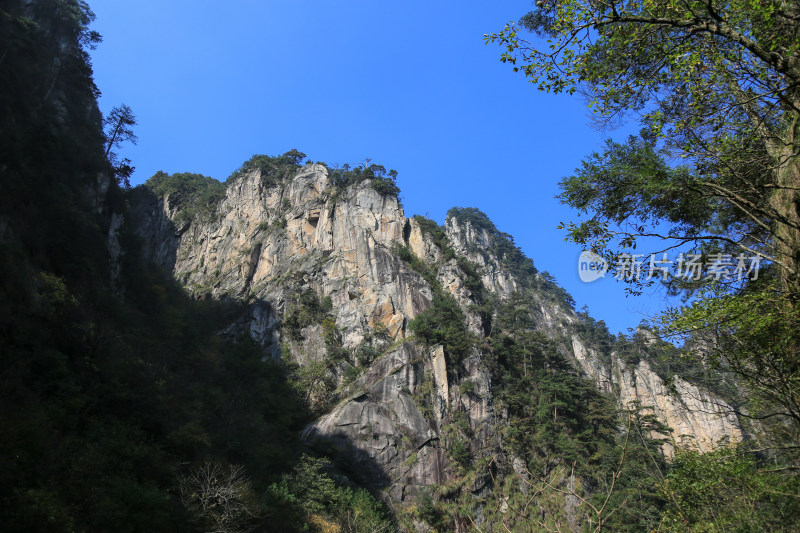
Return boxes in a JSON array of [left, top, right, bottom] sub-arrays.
[[570, 336, 742, 455], [613, 357, 743, 457], [132, 163, 743, 513]]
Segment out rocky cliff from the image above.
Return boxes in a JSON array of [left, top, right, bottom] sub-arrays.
[[131, 160, 743, 526]]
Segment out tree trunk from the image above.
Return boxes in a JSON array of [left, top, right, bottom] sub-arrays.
[[770, 109, 800, 296]]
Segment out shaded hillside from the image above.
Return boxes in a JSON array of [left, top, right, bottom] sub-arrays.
[[0, 3, 391, 532]]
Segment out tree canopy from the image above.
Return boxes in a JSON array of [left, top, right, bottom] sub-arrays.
[[103, 104, 137, 188], [488, 0, 799, 290], [487, 0, 800, 476]]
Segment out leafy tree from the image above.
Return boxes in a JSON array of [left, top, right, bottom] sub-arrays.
[[281, 148, 307, 166], [488, 0, 800, 455], [329, 161, 401, 199], [487, 0, 800, 289], [227, 149, 307, 186], [661, 446, 800, 532], [103, 104, 137, 188], [265, 455, 393, 533]]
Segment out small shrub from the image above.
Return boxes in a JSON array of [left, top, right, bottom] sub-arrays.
[[271, 217, 287, 230], [355, 343, 381, 366], [320, 295, 333, 313], [416, 488, 443, 528], [343, 365, 362, 384], [283, 289, 327, 340], [448, 436, 470, 467], [459, 379, 475, 396], [322, 317, 350, 361]]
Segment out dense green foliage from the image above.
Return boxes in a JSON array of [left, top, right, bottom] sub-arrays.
[[144, 170, 226, 224], [227, 149, 307, 187], [2, 161, 312, 531], [266, 455, 392, 533], [661, 447, 800, 532], [329, 162, 401, 200], [468, 299, 670, 532]]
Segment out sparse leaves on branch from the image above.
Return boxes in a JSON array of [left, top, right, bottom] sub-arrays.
[[179, 462, 260, 533]]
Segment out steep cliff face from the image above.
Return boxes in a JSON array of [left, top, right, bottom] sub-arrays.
[[131, 162, 743, 518], [134, 165, 430, 352], [132, 165, 494, 509], [571, 337, 742, 457]]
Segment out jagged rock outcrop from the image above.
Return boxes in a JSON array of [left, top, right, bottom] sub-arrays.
[[132, 165, 474, 502], [303, 342, 452, 502], [446, 216, 519, 299], [131, 162, 743, 518]]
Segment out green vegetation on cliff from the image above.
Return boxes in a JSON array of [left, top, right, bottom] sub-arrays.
[[4, 0, 798, 531], [145, 171, 226, 224], [227, 149, 307, 187], [329, 162, 402, 200]]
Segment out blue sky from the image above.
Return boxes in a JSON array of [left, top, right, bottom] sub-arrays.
[[89, 0, 672, 335]]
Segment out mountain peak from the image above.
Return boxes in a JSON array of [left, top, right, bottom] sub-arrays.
[[130, 156, 743, 519]]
